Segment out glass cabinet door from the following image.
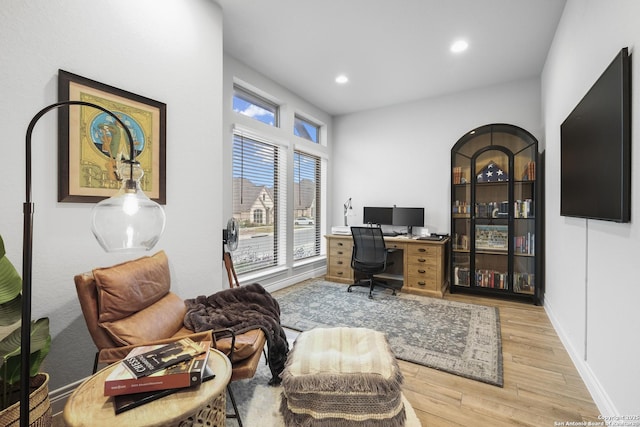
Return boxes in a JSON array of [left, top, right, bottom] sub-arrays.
[[452, 150, 471, 286], [473, 148, 509, 290]]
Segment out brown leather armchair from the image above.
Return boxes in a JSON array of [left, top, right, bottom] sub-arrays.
[[74, 250, 266, 426]]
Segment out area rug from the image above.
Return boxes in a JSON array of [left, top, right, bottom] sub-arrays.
[[225, 354, 422, 426], [273, 280, 503, 387]]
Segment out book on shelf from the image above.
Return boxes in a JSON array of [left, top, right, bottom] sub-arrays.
[[104, 341, 211, 397], [113, 361, 216, 414], [121, 337, 205, 379], [521, 161, 536, 181], [452, 166, 462, 184]]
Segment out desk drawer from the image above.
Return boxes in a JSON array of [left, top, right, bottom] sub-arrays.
[[328, 264, 353, 281], [406, 275, 437, 290], [385, 242, 407, 251], [329, 239, 352, 252], [407, 244, 439, 258], [407, 264, 437, 281]]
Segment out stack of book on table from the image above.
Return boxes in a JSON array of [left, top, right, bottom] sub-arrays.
[[103, 337, 214, 414]]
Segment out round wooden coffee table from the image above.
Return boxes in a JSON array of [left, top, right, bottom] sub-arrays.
[[63, 348, 232, 427]]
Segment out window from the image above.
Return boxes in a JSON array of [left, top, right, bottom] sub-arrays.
[[233, 85, 279, 127], [294, 115, 320, 143], [232, 133, 285, 274], [293, 151, 321, 260]]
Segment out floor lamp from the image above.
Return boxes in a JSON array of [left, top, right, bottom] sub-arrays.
[[20, 101, 166, 426]]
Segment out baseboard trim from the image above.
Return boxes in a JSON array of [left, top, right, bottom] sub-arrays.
[[49, 377, 88, 418], [544, 300, 616, 417]]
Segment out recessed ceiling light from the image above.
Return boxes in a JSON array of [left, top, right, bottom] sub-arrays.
[[451, 40, 468, 53], [335, 74, 349, 84]]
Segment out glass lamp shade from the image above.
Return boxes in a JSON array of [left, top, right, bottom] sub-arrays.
[[91, 163, 166, 252]]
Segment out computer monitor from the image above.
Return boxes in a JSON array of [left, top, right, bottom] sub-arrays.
[[363, 207, 393, 225], [392, 207, 424, 235]]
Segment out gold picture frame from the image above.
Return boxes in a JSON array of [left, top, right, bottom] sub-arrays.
[[58, 70, 166, 204]]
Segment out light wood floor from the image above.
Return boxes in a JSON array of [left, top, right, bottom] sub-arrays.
[[401, 291, 601, 426], [53, 288, 602, 426]]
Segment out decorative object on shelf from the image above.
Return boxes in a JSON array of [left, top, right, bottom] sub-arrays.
[[17, 99, 166, 427], [58, 70, 167, 204], [476, 160, 509, 182], [0, 235, 51, 425]]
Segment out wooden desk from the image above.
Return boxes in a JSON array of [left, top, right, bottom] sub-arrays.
[[325, 234, 449, 298], [63, 348, 232, 427]]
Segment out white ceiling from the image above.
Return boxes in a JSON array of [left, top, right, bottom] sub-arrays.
[[215, 0, 566, 116]]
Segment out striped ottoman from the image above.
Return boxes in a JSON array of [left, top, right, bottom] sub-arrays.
[[280, 327, 405, 426]]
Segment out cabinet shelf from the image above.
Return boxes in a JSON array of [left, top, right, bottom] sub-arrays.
[[450, 123, 543, 305]]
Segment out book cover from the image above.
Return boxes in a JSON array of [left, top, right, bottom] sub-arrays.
[[104, 342, 211, 397], [113, 362, 217, 414], [121, 337, 205, 378]]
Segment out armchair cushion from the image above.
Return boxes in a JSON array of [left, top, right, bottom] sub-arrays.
[[99, 292, 188, 346], [93, 251, 170, 323]]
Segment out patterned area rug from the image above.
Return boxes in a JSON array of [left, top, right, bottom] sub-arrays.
[[273, 280, 503, 387]]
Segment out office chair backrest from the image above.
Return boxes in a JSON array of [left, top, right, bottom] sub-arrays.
[[351, 226, 387, 265]]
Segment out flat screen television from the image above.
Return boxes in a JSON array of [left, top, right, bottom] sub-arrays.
[[363, 207, 393, 225], [560, 47, 631, 222]]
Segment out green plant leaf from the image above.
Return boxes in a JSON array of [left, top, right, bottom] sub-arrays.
[[0, 295, 22, 326], [0, 257, 21, 306], [0, 318, 51, 385]]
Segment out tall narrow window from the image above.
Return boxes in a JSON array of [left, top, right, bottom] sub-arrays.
[[232, 133, 282, 273], [293, 151, 321, 260], [294, 115, 320, 143], [233, 85, 279, 127]]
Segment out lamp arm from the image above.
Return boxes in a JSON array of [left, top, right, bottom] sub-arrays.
[[20, 100, 135, 427]]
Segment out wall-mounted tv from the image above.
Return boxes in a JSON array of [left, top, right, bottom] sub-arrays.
[[560, 47, 631, 223]]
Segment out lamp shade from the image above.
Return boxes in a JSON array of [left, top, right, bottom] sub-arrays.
[[91, 162, 166, 252]]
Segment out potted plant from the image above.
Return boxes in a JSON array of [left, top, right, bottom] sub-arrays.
[[0, 234, 51, 425]]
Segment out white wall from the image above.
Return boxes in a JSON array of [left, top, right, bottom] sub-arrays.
[[542, 0, 640, 416], [331, 78, 543, 234], [0, 0, 224, 390]]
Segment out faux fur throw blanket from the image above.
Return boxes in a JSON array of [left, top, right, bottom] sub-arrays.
[[183, 283, 289, 385]]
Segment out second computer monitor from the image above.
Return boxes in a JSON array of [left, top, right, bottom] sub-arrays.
[[392, 207, 424, 227]]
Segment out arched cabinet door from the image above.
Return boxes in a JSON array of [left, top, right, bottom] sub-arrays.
[[450, 123, 543, 305]]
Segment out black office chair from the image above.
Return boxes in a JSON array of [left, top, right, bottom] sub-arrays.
[[348, 226, 397, 299]]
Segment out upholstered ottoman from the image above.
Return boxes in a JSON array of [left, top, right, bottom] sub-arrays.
[[280, 327, 405, 426]]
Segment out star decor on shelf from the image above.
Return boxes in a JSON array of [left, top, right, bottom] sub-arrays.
[[477, 161, 509, 182]]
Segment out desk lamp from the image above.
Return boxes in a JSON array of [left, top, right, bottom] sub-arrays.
[[19, 101, 166, 426], [343, 197, 353, 226]]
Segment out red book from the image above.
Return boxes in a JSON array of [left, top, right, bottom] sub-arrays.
[[104, 341, 211, 397]]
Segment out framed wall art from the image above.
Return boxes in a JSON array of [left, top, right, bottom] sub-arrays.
[[57, 69, 166, 204]]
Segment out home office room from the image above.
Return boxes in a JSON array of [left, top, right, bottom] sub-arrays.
[[1, 1, 639, 426]]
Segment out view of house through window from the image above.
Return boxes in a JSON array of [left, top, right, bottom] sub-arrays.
[[293, 151, 321, 260], [232, 133, 281, 274]]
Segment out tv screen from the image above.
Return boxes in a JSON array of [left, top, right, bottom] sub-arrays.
[[560, 47, 631, 222], [363, 207, 393, 225], [392, 207, 424, 227]]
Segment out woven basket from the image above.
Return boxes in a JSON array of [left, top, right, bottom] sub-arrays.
[[0, 373, 52, 427]]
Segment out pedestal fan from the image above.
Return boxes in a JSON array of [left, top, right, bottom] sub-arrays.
[[222, 218, 240, 288]]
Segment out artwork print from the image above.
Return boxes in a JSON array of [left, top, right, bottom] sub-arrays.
[[58, 70, 166, 203]]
